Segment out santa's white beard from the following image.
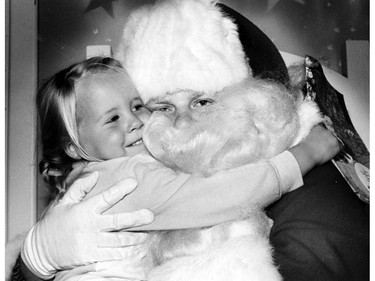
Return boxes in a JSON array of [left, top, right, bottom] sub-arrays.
[[143, 79, 305, 176], [144, 113, 265, 176]]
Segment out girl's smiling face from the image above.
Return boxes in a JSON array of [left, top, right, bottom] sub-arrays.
[[75, 71, 150, 160]]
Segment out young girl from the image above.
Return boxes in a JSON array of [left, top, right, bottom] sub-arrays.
[[23, 56, 339, 280]]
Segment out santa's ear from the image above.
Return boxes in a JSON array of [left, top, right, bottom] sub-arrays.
[[64, 143, 81, 160]]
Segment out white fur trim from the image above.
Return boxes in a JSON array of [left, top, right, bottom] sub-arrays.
[[148, 235, 281, 281], [115, 0, 251, 102], [292, 99, 323, 146]]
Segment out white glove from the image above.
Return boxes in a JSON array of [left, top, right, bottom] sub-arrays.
[[21, 172, 154, 280]]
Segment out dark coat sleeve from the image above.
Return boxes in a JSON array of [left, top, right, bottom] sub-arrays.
[[267, 161, 369, 281]]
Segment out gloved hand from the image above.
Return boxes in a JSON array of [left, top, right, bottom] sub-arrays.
[[21, 172, 154, 280]]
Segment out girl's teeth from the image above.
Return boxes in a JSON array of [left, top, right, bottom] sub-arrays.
[[132, 140, 143, 146]]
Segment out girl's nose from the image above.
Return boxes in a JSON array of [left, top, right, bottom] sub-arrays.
[[127, 115, 143, 132]]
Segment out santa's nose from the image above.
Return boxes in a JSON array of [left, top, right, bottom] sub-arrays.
[[174, 113, 193, 128]]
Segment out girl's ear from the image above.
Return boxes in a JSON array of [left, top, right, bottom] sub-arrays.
[[65, 143, 81, 160]]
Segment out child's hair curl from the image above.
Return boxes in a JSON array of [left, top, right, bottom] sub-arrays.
[[37, 56, 125, 194]]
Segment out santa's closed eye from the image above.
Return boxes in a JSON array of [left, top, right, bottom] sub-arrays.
[[149, 104, 175, 114], [192, 98, 214, 108]]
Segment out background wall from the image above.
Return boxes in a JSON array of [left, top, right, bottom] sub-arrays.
[[6, 0, 38, 242], [38, 0, 369, 80], [36, 0, 369, 215]]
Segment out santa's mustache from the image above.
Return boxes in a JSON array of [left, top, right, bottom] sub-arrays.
[[145, 116, 223, 152], [143, 114, 272, 175]]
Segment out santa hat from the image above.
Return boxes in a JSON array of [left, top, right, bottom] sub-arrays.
[[115, 0, 252, 103]]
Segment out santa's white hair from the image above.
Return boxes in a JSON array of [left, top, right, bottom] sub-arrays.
[[116, 0, 251, 103]]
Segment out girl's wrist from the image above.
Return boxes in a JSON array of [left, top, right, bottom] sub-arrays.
[[289, 144, 316, 176]]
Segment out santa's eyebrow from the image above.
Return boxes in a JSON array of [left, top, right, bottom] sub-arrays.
[[189, 92, 204, 99], [146, 97, 166, 106]]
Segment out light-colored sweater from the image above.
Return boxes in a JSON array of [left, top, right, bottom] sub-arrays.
[[78, 150, 302, 231]]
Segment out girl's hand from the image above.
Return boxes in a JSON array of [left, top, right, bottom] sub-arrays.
[[290, 125, 341, 176], [21, 172, 154, 280]]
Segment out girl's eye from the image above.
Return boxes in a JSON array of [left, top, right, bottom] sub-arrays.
[[132, 104, 145, 112], [193, 98, 214, 108], [105, 115, 119, 124]]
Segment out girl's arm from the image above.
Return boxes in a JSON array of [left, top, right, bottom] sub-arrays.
[[85, 125, 340, 231], [18, 126, 339, 280]]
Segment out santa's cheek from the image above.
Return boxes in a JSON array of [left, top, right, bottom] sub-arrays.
[[143, 124, 165, 152], [145, 117, 170, 138]]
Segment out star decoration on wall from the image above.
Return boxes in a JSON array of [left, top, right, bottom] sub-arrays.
[[85, 0, 117, 18]]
